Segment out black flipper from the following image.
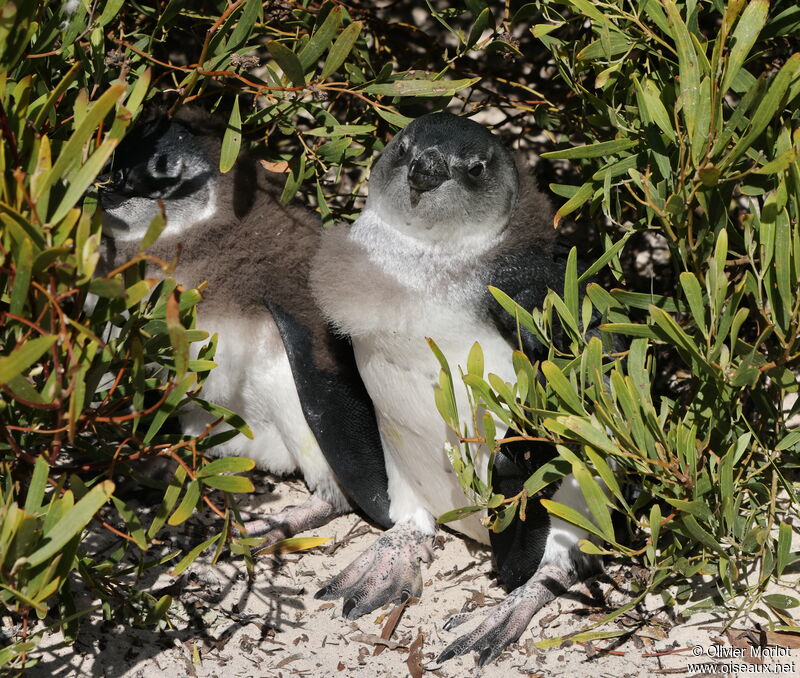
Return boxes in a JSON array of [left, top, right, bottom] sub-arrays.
[[489, 438, 558, 590], [482, 242, 569, 591], [267, 302, 392, 529]]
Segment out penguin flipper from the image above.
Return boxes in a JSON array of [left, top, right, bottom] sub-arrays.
[[489, 433, 560, 590], [484, 243, 567, 361], [266, 302, 392, 529]]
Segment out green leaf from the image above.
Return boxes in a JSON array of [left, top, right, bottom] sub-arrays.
[[299, 6, 343, 72], [267, 41, 305, 87], [219, 96, 242, 173], [27, 481, 115, 567], [764, 594, 800, 610], [143, 374, 196, 444], [572, 464, 614, 540], [578, 231, 633, 284], [36, 85, 126, 203], [364, 77, 480, 97], [191, 399, 253, 439], [201, 475, 254, 493], [721, 0, 769, 94], [541, 361, 585, 415], [680, 514, 721, 552], [23, 456, 50, 515], [168, 479, 200, 526], [776, 430, 800, 451], [639, 78, 675, 142], [0, 335, 57, 385], [9, 237, 33, 316], [679, 272, 707, 338], [541, 138, 636, 160], [170, 532, 222, 576], [722, 53, 800, 169], [663, 0, 701, 143], [541, 498, 613, 544], [437, 505, 484, 524], [254, 536, 331, 556], [466, 8, 492, 50], [523, 455, 571, 496], [198, 457, 255, 478], [138, 204, 167, 252], [555, 182, 593, 220], [320, 21, 363, 79]]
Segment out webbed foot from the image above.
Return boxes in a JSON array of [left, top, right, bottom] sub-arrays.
[[238, 493, 346, 546], [314, 522, 433, 619], [437, 563, 574, 667]]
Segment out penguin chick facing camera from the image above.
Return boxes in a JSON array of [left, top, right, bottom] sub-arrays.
[[98, 106, 391, 544], [311, 112, 604, 666]]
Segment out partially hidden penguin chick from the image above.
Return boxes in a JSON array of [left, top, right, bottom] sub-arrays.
[[99, 106, 391, 543], [311, 112, 600, 665]]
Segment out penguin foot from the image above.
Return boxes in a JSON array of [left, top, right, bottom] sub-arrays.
[[238, 493, 347, 546], [314, 522, 433, 619], [437, 563, 574, 667]]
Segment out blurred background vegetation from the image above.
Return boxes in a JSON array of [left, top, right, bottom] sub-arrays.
[[0, 0, 798, 669]]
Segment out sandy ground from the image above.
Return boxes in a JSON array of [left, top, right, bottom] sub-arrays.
[[23, 473, 800, 678]]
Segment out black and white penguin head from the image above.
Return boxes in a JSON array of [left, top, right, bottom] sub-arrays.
[[100, 112, 218, 242], [365, 112, 519, 246]]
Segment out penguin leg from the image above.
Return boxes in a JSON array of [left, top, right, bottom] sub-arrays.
[[437, 562, 575, 667], [314, 522, 434, 619], [239, 492, 347, 545]]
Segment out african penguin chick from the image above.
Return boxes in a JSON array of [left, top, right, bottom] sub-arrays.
[[311, 112, 601, 665], [98, 106, 391, 544]]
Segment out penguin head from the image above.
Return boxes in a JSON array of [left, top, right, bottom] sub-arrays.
[[366, 112, 519, 246], [99, 111, 218, 242]]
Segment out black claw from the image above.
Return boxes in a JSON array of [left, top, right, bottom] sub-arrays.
[[477, 647, 495, 667], [443, 617, 455, 631], [400, 589, 410, 603], [314, 586, 329, 600], [437, 649, 454, 664], [342, 598, 356, 618]]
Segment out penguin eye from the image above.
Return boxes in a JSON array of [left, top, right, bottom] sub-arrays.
[[396, 138, 409, 158], [468, 162, 485, 177]]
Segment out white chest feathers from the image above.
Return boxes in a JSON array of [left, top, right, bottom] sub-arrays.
[[312, 214, 517, 542], [180, 312, 346, 509]]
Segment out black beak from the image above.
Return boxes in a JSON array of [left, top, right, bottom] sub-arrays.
[[407, 148, 449, 193]]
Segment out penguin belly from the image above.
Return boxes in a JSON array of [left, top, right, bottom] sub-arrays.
[[181, 311, 348, 510], [353, 318, 517, 545]]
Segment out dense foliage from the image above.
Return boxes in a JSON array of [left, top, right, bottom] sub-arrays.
[[437, 0, 800, 646], [0, 0, 798, 669]]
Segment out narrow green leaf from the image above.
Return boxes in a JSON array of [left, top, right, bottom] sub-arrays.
[[542, 138, 636, 160], [541, 498, 611, 543], [267, 41, 305, 87], [170, 532, 222, 576], [138, 204, 167, 252], [663, 0, 701, 142], [0, 335, 57, 385], [679, 272, 707, 338], [27, 481, 114, 567], [9, 237, 33, 316], [168, 479, 200, 526], [298, 6, 343, 71], [364, 77, 480, 97], [201, 475, 254, 493], [541, 361, 585, 415], [721, 0, 769, 94], [36, 85, 126, 202], [23, 456, 50, 515], [219, 96, 242, 174], [320, 21, 363, 80], [572, 465, 614, 540]]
